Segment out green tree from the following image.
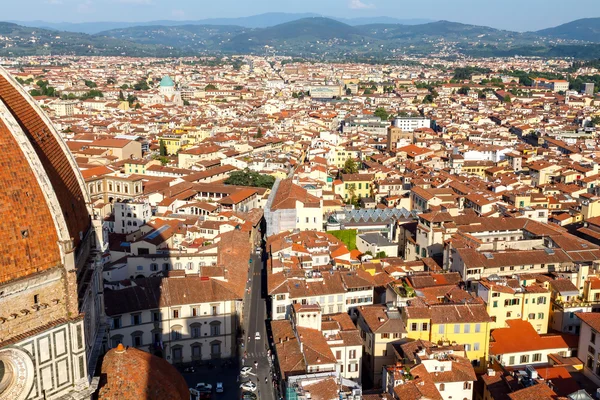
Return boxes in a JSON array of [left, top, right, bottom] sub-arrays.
[[120, 84, 129, 90], [343, 158, 358, 174], [423, 94, 434, 104], [205, 84, 217, 90], [364, 89, 373, 95], [118, 90, 125, 101], [234, 85, 244, 90], [159, 140, 167, 156], [254, 127, 263, 139], [127, 94, 138, 106], [81, 90, 103, 99], [345, 88, 352, 95], [183, 100, 190, 106], [504, 94, 512, 103], [375, 251, 387, 259], [84, 80, 97, 88], [133, 79, 150, 91], [347, 184, 356, 203], [224, 169, 276, 189], [457, 86, 469, 95], [374, 107, 389, 121]]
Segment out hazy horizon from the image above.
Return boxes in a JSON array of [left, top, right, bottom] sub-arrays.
[[3, 0, 600, 31]]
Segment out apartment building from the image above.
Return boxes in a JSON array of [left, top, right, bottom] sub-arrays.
[[576, 312, 600, 386], [383, 340, 476, 400], [392, 116, 431, 132], [113, 199, 152, 234], [265, 178, 323, 236], [402, 303, 492, 372], [269, 270, 374, 321], [271, 304, 363, 382], [356, 304, 408, 388], [105, 276, 242, 364], [477, 277, 551, 333], [489, 319, 572, 368]]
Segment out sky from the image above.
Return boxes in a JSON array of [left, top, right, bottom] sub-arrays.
[[4, 0, 600, 31]]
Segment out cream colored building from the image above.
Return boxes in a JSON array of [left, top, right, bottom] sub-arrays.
[[107, 276, 241, 364], [356, 304, 408, 388], [477, 277, 551, 334]]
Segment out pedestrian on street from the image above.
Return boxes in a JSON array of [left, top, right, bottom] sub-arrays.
[[254, 360, 258, 368], [265, 377, 268, 384]]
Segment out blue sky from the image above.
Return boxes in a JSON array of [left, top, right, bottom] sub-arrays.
[[4, 0, 600, 31]]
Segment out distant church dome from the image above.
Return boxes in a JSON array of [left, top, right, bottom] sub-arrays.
[[159, 76, 175, 87]]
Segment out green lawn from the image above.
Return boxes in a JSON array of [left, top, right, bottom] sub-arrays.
[[328, 229, 358, 250]]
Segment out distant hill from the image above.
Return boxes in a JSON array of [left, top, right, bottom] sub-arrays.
[[2, 17, 600, 58], [219, 17, 369, 54], [536, 18, 600, 42], [358, 20, 540, 46], [0, 22, 182, 56], [11, 14, 435, 34], [98, 24, 246, 52]]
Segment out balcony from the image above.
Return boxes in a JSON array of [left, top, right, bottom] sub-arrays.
[[553, 297, 600, 309]]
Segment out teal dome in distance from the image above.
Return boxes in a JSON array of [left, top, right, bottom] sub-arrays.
[[159, 76, 175, 87]]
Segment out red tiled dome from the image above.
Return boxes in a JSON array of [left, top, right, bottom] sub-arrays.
[[98, 345, 190, 400], [0, 68, 91, 284]]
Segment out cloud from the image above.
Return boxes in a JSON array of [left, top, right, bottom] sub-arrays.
[[171, 9, 185, 19], [349, 0, 375, 9], [115, 0, 152, 4], [77, 0, 94, 13]]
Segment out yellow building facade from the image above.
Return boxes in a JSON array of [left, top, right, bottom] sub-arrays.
[[478, 280, 551, 334], [403, 303, 491, 372]]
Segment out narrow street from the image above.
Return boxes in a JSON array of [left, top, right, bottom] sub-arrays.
[[242, 250, 276, 400]]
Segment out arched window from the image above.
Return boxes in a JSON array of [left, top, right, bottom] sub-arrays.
[[110, 334, 124, 348], [171, 325, 183, 341], [439, 383, 445, 391], [210, 321, 221, 336]]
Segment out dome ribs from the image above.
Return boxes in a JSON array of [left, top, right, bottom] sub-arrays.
[[0, 75, 90, 247]]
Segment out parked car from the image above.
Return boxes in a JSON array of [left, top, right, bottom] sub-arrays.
[[240, 381, 257, 392], [240, 366, 252, 376], [255, 331, 261, 340], [215, 382, 223, 393], [242, 391, 257, 400], [195, 383, 212, 392]]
